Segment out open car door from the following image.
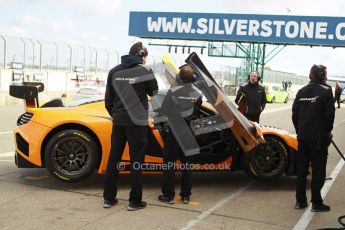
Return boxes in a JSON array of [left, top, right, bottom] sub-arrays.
[[154, 53, 265, 155], [185, 52, 265, 153]]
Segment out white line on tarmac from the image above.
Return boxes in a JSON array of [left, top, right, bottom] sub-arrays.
[[334, 118, 345, 127], [262, 106, 291, 114], [180, 182, 253, 230], [0, 152, 14, 158], [0, 131, 12, 135], [0, 160, 12, 162], [293, 119, 345, 230]]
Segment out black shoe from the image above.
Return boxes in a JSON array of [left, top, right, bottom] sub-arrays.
[[182, 196, 190, 204], [158, 194, 174, 204], [103, 198, 118, 208], [295, 201, 308, 209], [127, 201, 147, 211], [311, 203, 330, 212]]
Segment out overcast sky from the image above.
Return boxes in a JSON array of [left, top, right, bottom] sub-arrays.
[[0, 0, 345, 76]]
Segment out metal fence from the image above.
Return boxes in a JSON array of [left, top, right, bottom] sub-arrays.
[[0, 34, 309, 94], [0, 34, 120, 73], [0, 35, 173, 75]]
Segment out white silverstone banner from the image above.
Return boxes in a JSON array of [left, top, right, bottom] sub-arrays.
[[129, 12, 345, 47]]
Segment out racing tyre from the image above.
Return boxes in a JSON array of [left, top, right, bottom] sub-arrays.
[[44, 129, 100, 182], [241, 136, 288, 181], [271, 97, 275, 103]]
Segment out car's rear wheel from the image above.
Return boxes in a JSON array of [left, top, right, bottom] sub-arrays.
[[271, 97, 275, 103], [44, 129, 100, 182], [241, 136, 288, 181]]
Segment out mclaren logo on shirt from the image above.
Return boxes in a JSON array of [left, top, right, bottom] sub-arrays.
[[178, 96, 198, 101], [299, 96, 319, 103]]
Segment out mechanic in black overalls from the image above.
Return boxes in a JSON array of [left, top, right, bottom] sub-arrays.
[[158, 65, 202, 204], [235, 71, 266, 123], [292, 64, 335, 212], [103, 42, 158, 211]]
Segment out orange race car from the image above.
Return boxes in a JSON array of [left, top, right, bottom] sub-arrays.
[[10, 53, 298, 183]]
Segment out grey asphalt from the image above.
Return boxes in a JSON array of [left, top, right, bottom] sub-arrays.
[[0, 102, 345, 230]]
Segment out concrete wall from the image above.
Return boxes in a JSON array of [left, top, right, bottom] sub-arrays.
[[0, 69, 107, 93], [0, 69, 107, 105]]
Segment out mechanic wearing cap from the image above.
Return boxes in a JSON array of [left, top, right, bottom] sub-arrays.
[[235, 71, 266, 123], [292, 64, 335, 212], [158, 65, 202, 204], [103, 42, 158, 211]]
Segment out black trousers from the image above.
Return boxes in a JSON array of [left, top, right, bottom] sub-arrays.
[[296, 139, 328, 205], [103, 124, 148, 203], [162, 131, 192, 199]]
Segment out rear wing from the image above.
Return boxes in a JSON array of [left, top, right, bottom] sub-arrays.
[[9, 82, 44, 108]]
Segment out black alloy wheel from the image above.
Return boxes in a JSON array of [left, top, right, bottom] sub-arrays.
[[44, 129, 99, 182], [242, 136, 288, 181]]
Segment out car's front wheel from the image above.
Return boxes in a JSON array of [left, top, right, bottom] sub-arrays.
[[44, 129, 100, 182], [284, 97, 288, 103], [241, 136, 288, 181]]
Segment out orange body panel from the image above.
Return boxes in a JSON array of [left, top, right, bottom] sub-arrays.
[[14, 121, 52, 167], [260, 126, 298, 150]]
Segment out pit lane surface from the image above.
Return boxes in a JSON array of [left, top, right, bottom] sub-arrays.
[[0, 103, 345, 230]]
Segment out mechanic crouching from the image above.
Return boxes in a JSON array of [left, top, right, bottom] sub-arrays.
[[158, 65, 202, 204], [292, 64, 335, 212]]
